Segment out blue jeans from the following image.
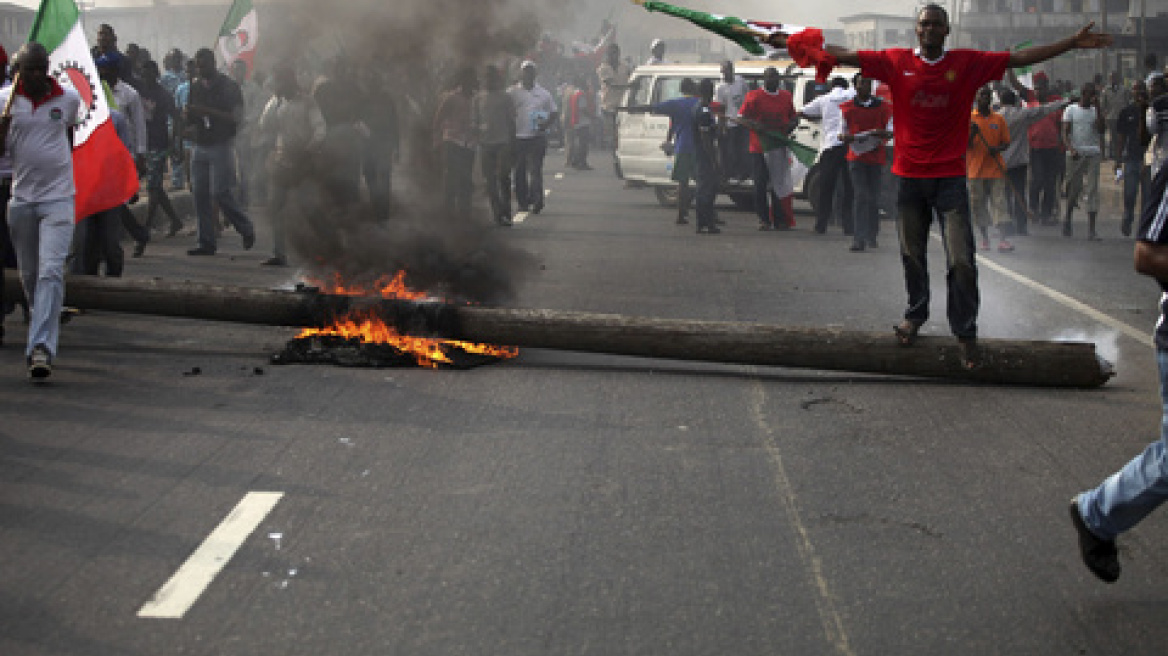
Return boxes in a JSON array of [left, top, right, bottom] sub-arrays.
[[191, 141, 254, 252], [1079, 350, 1168, 541], [7, 197, 74, 358], [896, 176, 978, 339], [1122, 160, 1150, 229], [513, 136, 547, 210]]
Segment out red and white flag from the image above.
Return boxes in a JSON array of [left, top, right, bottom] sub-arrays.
[[29, 0, 138, 220], [217, 0, 258, 76]]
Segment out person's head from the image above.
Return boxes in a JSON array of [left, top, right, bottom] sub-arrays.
[[679, 77, 697, 97], [96, 51, 122, 85], [854, 74, 873, 101], [698, 77, 714, 103], [520, 60, 537, 88], [230, 59, 248, 84], [976, 86, 993, 113], [184, 58, 197, 81], [194, 47, 217, 80], [484, 64, 503, 92], [830, 76, 848, 90], [915, 4, 950, 51], [272, 63, 298, 98], [141, 59, 160, 84], [455, 66, 477, 95], [721, 60, 734, 83], [1149, 74, 1166, 100], [606, 42, 620, 66], [650, 38, 665, 59], [125, 42, 140, 62], [762, 66, 780, 92], [96, 23, 116, 53], [164, 48, 183, 73], [999, 88, 1018, 106], [13, 42, 51, 96], [1033, 70, 1050, 92], [1080, 81, 1097, 106]]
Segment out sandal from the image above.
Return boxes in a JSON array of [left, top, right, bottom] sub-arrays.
[[958, 338, 982, 371], [893, 320, 920, 346]]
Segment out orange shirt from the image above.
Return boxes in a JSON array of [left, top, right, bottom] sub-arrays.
[[967, 110, 1009, 179]]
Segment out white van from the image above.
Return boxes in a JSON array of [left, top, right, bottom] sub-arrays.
[[615, 60, 873, 211]]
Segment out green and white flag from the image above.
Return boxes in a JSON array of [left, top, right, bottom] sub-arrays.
[[217, 0, 258, 76], [29, 0, 138, 220]]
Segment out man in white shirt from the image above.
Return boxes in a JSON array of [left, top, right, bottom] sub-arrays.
[[597, 43, 631, 150], [800, 77, 855, 234], [508, 61, 558, 214], [646, 39, 666, 65], [1062, 82, 1105, 239], [258, 64, 325, 266], [714, 60, 750, 181], [0, 43, 83, 381]]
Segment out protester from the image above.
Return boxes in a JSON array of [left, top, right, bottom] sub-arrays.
[[1147, 74, 1168, 177], [1062, 81, 1105, 240], [91, 23, 135, 88], [433, 67, 478, 216], [1021, 73, 1065, 226], [136, 59, 181, 237], [692, 78, 721, 234], [312, 56, 365, 205], [597, 43, 631, 150], [0, 45, 13, 348], [1114, 81, 1152, 237], [231, 60, 269, 207], [1100, 70, 1131, 159], [185, 47, 255, 256], [714, 60, 750, 182], [476, 64, 517, 226], [509, 61, 557, 215], [173, 58, 196, 196], [800, 76, 855, 235], [840, 74, 892, 252], [968, 86, 1013, 252], [257, 64, 325, 266], [646, 39, 666, 65], [997, 83, 1069, 235], [160, 49, 186, 190], [623, 78, 704, 225], [738, 66, 798, 231], [565, 76, 596, 170], [766, 3, 1111, 368], [0, 43, 83, 380], [359, 67, 398, 223], [1070, 151, 1168, 584]]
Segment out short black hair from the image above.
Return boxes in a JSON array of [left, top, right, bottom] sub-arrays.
[[831, 76, 848, 89], [679, 77, 697, 95], [918, 3, 949, 24], [1000, 89, 1017, 105]]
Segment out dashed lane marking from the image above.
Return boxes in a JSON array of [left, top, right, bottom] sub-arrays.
[[138, 491, 284, 619]]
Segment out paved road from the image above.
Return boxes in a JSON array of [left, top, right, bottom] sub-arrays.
[[3, 158, 1167, 655]]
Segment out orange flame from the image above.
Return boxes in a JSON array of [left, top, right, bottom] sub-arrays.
[[296, 271, 518, 368]]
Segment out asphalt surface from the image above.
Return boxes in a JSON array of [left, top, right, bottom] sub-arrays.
[[3, 156, 1168, 655]]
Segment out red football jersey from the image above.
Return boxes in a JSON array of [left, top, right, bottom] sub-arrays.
[[857, 48, 1011, 178]]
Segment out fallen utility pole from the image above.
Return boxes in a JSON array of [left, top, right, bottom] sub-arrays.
[[2, 272, 1114, 387]]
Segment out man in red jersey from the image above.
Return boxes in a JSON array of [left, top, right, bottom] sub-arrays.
[[766, 4, 1110, 368]]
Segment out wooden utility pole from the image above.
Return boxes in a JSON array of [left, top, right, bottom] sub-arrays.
[[1, 273, 1115, 387]]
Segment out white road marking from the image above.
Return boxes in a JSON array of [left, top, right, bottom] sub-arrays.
[[555, 172, 565, 180], [513, 212, 529, 224], [138, 491, 284, 619], [978, 254, 1155, 349]]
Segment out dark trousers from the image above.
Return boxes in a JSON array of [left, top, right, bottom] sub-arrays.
[[695, 157, 718, 229], [752, 153, 780, 227], [514, 136, 547, 210], [569, 125, 591, 167], [73, 208, 128, 277], [481, 142, 513, 221], [720, 124, 750, 180], [362, 141, 394, 222], [1004, 165, 1029, 233], [443, 142, 475, 215], [897, 176, 978, 339], [814, 144, 854, 234], [1029, 147, 1060, 221], [1123, 160, 1151, 230], [849, 160, 880, 245]]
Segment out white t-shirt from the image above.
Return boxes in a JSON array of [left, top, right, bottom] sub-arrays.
[[800, 86, 855, 151], [508, 83, 557, 139], [1062, 103, 1101, 156], [0, 85, 82, 203], [714, 76, 749, 121]]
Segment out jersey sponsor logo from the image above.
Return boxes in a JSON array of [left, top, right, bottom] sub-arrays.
[[911, 91, 950, 108], [945, 70, 957, 82]]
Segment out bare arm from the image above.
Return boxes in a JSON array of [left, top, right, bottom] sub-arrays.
[[1135, 241, 1168, 284], [1009, 22, 1112, 68]]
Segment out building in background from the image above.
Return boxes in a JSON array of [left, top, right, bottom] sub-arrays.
[[840, 13, 916, 51]]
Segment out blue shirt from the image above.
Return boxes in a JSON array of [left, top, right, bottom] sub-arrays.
[[653, 96, 700, 155]]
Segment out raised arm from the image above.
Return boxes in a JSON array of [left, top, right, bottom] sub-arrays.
[[1009, 22, 1112, 68], [762, 32, 860, 67]]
